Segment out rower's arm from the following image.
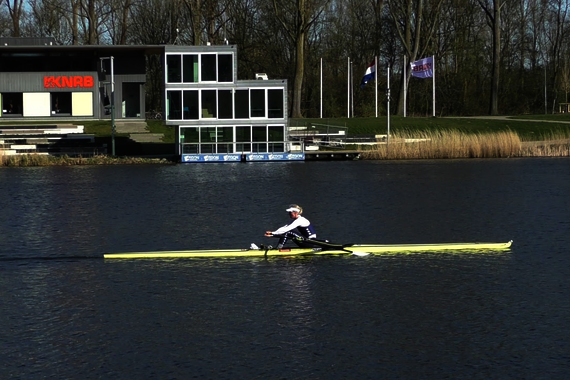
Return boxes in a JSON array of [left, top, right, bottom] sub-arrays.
[[270, 219, 303, 236]]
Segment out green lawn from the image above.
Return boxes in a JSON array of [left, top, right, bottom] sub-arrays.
[[295, 116, 570, 140], [3, 115, 570, 144]]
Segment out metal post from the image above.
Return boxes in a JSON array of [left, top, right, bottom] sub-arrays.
[[544, 60, 548, 115], [320, 57, 323, 118], [110, 56, 115, 156], [403, 55, 407, 118], [347, 57, 350, 118], [387, 65, 391, 149], [375, 56, 378, 118], [351, 61, 354, 118], [432, 55, 436, 117], [100, 56, 116, 156]]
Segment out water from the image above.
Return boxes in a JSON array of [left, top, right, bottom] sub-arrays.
[[1, 159, 569, 379]]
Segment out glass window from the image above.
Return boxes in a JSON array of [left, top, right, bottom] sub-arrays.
[[181, 127, 199, 143], [268, 89, 284, 118], [167, 90, 182, 119], [217, 126, 234, 142], [236, 143, 251, 153], [252, 126, 267, 152], [269, 143, 285, 152], [236, 126, 251, 142], [166, 55, 181, 82], [201, 90, 217, 118], [183, 90, 199, 119], [218, 54, 233, 82], [182, 144, 199, 154], [235, 89, 249, 118], [218, 90, 233, 119], [250, 89, 266, 118], [201, 54, 216, 81], [183, 55, 198, 83], [236, 126, 251, 153], [252, 126, 267, 141], [2, 92, 23, 115], [268, 126, 284, 142], [201, 127, 217, 142], [181, 127, 199, 153], [268, 124, 285, 152], [217, 126, 234, 153], [201, 144, 215, 154], [52, 92, 72, 115]]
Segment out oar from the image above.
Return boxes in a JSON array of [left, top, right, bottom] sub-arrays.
[[301, 238, 371, 256]]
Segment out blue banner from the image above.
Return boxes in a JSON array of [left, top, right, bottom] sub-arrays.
[[182, 154, 242, 163], [245, 153, 305, 161]]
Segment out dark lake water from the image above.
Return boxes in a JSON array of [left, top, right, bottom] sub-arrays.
[[1, 159, 569, 379]]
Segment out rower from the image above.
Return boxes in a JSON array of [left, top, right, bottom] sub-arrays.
[[265, 204, 319, 249]]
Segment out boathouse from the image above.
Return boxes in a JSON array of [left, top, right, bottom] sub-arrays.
[[0, 37, 300, 162]]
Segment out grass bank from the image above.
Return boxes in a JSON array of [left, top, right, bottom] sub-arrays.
[[2, 115, 570, 165], [296, 115, 570, 141], [362, 130, 570, 160]]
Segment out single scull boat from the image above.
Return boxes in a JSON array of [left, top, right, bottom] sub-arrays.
[[103, 240, 513, 259]]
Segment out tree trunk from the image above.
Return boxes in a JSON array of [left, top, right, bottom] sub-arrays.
[[119, 0, 133, 45], [6, 0, 24, 37], [489, 1, 500, 115], [292, 28, 305, 118]]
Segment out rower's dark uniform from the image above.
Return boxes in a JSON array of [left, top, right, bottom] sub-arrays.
[[271, 216, 317, 248]]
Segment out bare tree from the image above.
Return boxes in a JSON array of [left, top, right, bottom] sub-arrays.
[[388, 0, 443, 115], [0, 5, 10, 36], [110, 0, 133, 44], [4, 0, 25, 37], [476, 0, 508, 115], [272, 0, 331, 118]]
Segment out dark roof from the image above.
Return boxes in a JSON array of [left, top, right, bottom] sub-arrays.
[[0, 37, 58, 46], [0, 40, 165, 55]]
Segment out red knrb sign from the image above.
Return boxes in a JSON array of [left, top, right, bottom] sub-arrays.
[[44, 76, 94, 88]]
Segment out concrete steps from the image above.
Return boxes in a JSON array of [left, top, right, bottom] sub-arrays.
[[0, 124, 106, 156]]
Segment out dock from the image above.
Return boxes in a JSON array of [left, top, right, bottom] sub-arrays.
[[304, 150, 362, 161]]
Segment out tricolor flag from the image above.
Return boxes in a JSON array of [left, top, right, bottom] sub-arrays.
[[360, 60, 375, 88], [411, 56, 433, 78]]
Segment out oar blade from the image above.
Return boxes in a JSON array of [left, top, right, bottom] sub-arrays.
[[350, 250, 371, 256]]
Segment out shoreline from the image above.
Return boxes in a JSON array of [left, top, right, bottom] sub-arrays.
[[2, 141, 570, 167]]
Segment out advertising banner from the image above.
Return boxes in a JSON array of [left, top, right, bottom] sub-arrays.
[[182, 154, 242, 163]]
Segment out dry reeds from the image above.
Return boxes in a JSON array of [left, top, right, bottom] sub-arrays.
[[518, 131, 570, 157], [361, 130, 569, 160], [1, 154, 173, 167]]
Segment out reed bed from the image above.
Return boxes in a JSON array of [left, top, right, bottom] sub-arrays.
[[519, 139, 570, 157], [1, 154, 173, 167], [362, 130, 570, 160]]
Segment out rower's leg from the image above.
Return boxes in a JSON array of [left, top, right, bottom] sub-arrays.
[[277, 232, 298, 249]]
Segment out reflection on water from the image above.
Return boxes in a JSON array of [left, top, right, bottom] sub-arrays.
[[1, 159, 569, 378]]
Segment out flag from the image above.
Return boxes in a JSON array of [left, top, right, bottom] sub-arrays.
[[360, 60, 375, 88], [410, 56, 433, 78]]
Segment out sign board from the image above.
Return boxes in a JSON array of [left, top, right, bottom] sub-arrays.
[[182, 154, 242, 163], [245, 153, 305, 161], [44, 76, 94, 88]]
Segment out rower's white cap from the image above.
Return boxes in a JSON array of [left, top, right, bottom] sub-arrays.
[[286, 204, 302, 213]]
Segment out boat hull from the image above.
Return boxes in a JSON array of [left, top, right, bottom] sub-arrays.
[[103, 241, 512, 259]]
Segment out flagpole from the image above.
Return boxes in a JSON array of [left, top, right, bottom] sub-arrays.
[[320, 57, 323, 118], [403, 55, 407, 118], [347, 57, 350, 118], [432, 55, 435, 117], [375, 56, 378, 118], [350, 61, 354, 117], [387, 65, 390, 149]]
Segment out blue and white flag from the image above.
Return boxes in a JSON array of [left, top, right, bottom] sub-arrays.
[[410, 56, 434, 78], [360, 60, 375, 88]]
